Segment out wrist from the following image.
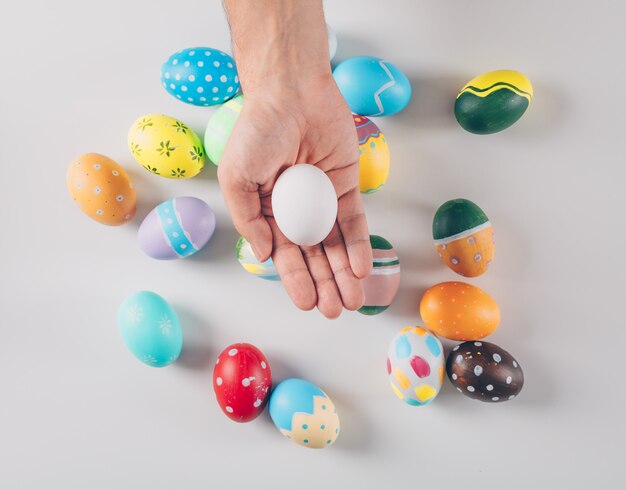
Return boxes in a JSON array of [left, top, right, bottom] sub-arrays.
[[224, 0, 331, 96]]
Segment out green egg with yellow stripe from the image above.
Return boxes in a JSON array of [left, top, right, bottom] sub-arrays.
[[454, 70, 533, 135]]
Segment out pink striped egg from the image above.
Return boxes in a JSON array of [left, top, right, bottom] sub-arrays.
[[359, 235, 400, 315]]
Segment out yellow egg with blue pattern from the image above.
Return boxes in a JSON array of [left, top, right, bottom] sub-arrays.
[[454, 70, 533, 134], [354, 114, 390, 193], [269, 378, 340, 449], [387, 327, 445, 406], [128, 114, 205, 178]]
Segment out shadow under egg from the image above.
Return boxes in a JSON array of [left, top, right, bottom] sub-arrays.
[[173, 305, 215, 371]]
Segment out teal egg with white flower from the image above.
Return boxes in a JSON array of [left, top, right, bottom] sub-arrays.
[[117, 291, 183, 367]]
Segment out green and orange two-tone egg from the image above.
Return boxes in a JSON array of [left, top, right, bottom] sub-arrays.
[[433, 199, 494, 277], [454, 70, 533, 134]]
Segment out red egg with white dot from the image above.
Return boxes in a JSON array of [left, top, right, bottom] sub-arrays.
[[212, 343, 272, 422]]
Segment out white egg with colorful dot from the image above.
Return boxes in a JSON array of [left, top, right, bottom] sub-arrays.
[[387, 326, 445, 406]]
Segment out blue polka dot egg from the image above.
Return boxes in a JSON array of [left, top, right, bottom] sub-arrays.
[[161, 47, 240, 106]]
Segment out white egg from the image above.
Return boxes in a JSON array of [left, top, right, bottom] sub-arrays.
[[271, 164, 337, 246], [327, 24, 337, 61]]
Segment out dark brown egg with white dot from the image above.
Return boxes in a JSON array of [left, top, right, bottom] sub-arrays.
[[446, 341, 523, 403]]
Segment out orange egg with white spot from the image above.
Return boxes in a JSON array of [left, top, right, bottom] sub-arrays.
[[67, 153, 136, 226], [419, 281, 500, 341]]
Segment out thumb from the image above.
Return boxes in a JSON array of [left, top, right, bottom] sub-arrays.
[[218, 165, 273, 262]]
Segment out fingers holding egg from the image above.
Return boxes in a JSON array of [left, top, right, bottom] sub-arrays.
[[322, 224, 365, 311], [267, 217, 317, 311], [300, 244, 343, 319]]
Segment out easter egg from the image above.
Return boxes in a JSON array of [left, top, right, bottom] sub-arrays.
[[327, 24, 337, 61], [354, 115, 390, 193], [213, 343, 272, 422], [419, 282, 500, 341], [447, 341, 524, 402], [359, 235, 400, 315], [128, 114, 205, 179], [204, 94, 243, 166], [236, 236, 279, 280], [387, 326, 445, 406], [66, 153, 136, 225], [117, 291, 183, 367], [138, 197, 216, 260], [433, 198, 494, 277], [269, 378, 340, 449], [271, 164, 338, 246], [160, 47, 240, 106], [454, 69, 533, 134], [333, 56, 412, 116]]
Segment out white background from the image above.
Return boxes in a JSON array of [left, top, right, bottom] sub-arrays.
[[1, 1, 624, 488]]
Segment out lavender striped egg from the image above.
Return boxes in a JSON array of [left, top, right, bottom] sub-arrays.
[[138, 197, 216, 260]]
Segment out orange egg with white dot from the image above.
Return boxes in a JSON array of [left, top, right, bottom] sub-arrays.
[[67, 153, 136, 226], [419, 281, 500, 341]]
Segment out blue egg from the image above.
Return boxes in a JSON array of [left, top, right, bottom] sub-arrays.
[[269, 378, 340, 448], [161, 47, 240, 106], [333, 56, 412, 116], [117, 291, 183, 367]]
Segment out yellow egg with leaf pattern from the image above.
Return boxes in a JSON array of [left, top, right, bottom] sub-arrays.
[[127, 114, 205, 179]]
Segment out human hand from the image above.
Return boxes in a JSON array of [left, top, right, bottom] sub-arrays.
[[218, 75, 372, 318]]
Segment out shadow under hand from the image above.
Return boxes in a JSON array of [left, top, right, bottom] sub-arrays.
[[184, 210, 240, 264]]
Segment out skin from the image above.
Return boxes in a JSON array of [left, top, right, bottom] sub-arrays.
[[221, 0, 372, 318]]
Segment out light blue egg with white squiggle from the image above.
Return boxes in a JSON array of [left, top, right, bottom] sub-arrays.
[[333, 56, 412, 116], [118, 291, 183, 367]]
